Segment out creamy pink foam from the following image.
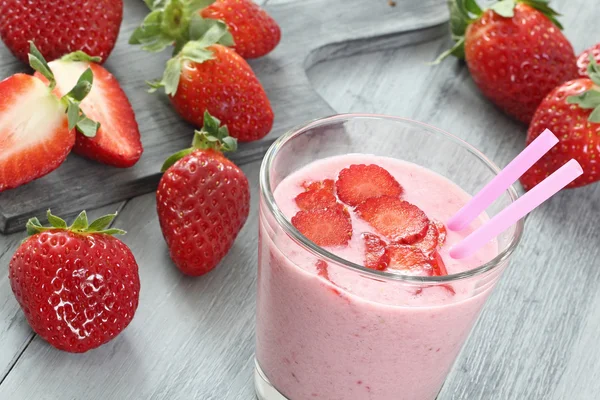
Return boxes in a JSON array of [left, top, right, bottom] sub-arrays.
[[256, 154, 500, 400]]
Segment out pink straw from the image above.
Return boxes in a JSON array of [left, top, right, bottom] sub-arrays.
[[450, 159, 583, 259], [447, 129, 559, 232]]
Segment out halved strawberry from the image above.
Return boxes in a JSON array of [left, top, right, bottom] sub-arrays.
[[1, 44, 97, 191], [0, 74, 72, 191], [356, 196, 429, 243], [362, 233, 389, 270], [434, 220, 447, 248], [302, 179, 335, 193], [291, 207, 352, 247], [35, 53, 142, 167], [413, 222, 439, 254], [295, 189, 337, 211], [335, 164, 403, 206]]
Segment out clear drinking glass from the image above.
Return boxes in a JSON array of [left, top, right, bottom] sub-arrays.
[[255, 114, 524, 400]]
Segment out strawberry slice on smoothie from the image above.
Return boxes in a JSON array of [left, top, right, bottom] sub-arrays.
[[292, 205, 352, 247], [295, 181, 337, 211], [356, 196, 429, 244], [335, 164, 403, 206], [362, 233, 390, 270]]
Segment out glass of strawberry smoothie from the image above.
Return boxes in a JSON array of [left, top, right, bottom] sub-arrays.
[[255, 114, 524, 400]]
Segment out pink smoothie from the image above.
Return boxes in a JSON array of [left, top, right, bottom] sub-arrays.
[[256, 154, 501, 400]]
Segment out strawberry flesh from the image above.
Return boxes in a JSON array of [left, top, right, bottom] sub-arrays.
[[295, 180, 337, 211], [413, 222, 439, 254], [434, 220, 447, 247], [0, 74, 73, 191], [387, 245, 450, 278], [335, 164, 403, 206], [356, 196, 429, 243], [35, 61, 142, 167], [292, 207, 352, 247], [362, 233, 389, 270], [387, 244, 435, 276], [302, 179, 335, 193]]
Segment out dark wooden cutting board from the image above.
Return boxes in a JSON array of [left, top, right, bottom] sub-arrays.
[[0, 0, 448, 233]]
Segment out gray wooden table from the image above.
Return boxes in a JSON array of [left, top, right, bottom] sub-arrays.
[[1, 0, 599, 399]]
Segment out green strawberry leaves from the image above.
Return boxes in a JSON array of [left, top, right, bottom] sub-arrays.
[[60, 51, 103, 63], [161, 111, 238, 172], [131, 0, 220, 55], [27, 42, 101, 137], [26, 210, 126, 237], [567, 57, 600, 123], [148, 20, 231, 96], [62, 68, 101, 137], [192, 111, 237, 152], [435, 0, 483, 63]]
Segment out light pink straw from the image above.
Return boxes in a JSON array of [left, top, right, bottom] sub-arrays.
[[447, 129, 559, 232], [450, 159, 583, 259]]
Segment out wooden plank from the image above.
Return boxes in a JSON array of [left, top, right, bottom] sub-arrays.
[[0, 203, 125, 383], [0, 0, 449, 233]]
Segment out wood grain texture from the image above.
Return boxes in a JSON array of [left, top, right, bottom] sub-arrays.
[[0, 0, 599, 399], [0, 0, 448, 233]]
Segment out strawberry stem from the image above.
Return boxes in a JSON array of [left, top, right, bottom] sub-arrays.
[[148, 20, 232, 96], [60, 51, 102, 63], [160, 111, 237, 172], [25, 210, 126, 236], [27, 42, 101, 137]]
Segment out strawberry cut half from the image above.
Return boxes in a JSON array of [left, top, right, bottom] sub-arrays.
[[356, 196, 429, 244], [335, 164, 403, 206], [295, 189, 337, 211], [35, 60, 142, 168], [0, 74, 73, 191], [292, 206, 352, 247], [362, 233, 389, 270]]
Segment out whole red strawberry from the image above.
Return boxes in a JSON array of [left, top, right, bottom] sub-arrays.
[[577, 44, 600, 78], [520, 58, 600, 190], [35, 52, 143, 168], [438, 0, 577, 123], [156, 112, 250, 276], [147, 24, 273, 142], [131, 0, 280, 59], [0, 0, 122, 64], [0, 43, 99, 192], [200, 0, 281, 58], [9, 210, 140, 353]]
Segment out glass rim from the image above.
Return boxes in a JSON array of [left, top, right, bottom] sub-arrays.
[[259, 113, 525, 283]]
